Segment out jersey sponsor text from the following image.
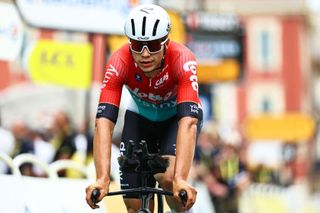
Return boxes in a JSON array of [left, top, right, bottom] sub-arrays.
[[132, 88, 172, 102], [183, 61, 198, 92], [102, 64, 119, 88]]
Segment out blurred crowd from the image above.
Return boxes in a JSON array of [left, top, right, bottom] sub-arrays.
[[0, 110, 316, 213], [0, 111, 94, 177], [190, 120, 315, 213]]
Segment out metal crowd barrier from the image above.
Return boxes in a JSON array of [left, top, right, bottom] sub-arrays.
[[0, 151, 133, 213], [239, 183, 320, 213], [0, 152, 93, 179]]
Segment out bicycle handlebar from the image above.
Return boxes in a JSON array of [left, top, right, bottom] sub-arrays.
[[90, 140, 188, 210], [91, 188, 187, 206]]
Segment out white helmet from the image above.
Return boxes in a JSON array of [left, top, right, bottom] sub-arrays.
[[124, 4, 171, 41]]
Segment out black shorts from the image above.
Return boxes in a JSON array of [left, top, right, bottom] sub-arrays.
[[119, 110, 202, 198]]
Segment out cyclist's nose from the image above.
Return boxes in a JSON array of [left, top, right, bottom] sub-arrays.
[[141, 47, 150, 56]]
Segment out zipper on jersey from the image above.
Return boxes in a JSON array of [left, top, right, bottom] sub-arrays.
[[149, 78, 152, 87]]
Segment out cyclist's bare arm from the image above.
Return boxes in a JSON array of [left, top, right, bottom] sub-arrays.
[[86, 118, 115, 209], [173, 116, 198, 210]]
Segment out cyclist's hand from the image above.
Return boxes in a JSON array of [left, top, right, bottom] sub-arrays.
[[173, 178, 197, 210], [85, 180, 110, 209]]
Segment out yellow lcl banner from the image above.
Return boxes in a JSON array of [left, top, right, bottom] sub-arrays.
[[29, 40, 93, 89]]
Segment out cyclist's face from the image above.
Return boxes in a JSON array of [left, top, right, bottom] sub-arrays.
[[131, 42, 166, 74]]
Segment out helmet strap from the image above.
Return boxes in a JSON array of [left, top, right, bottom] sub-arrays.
[[160, 39, 169, 69]]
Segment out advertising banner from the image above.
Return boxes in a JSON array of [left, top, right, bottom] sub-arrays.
[[0, 2, 24, 61], [28, 40, 93, 89], [244, 113, 316, 141], [16, 0, 153, 34], [185, 12, 244, 82], [168, 10, 186, 44]]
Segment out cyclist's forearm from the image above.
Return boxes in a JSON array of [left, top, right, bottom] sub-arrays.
[[93, 118, 115, 183], [174, 116, 198, 181]]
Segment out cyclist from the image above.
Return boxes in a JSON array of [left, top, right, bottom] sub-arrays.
[[85, 4, 202, 213]]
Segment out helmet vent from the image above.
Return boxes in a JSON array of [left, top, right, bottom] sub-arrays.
[[142, 16, 146, 36], [131, 19, 136, 36], [152, 20, 160, 36]]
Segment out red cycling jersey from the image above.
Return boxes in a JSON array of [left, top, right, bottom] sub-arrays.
[[97, 41, 202, 122]]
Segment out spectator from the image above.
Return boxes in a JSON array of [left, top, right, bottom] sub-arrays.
[[252, 164, 278, 184], [10, 120, 34, 176], [193, 121, 251, 213], [49, 111, 77, 176], [0, 116, 15, 174], [66, 120, 92, 179], [193, 121, 227, 212], [30, 129, 55, 177], [49, 111, 77, 160]]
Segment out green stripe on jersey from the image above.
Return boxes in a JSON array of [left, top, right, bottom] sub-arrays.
[[129, 91, 177, 121]]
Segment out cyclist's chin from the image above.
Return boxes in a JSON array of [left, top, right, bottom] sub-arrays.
[[140, 65, 156, 73]]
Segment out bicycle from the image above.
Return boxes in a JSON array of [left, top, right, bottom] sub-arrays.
[[91, 140, 187, 213]]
